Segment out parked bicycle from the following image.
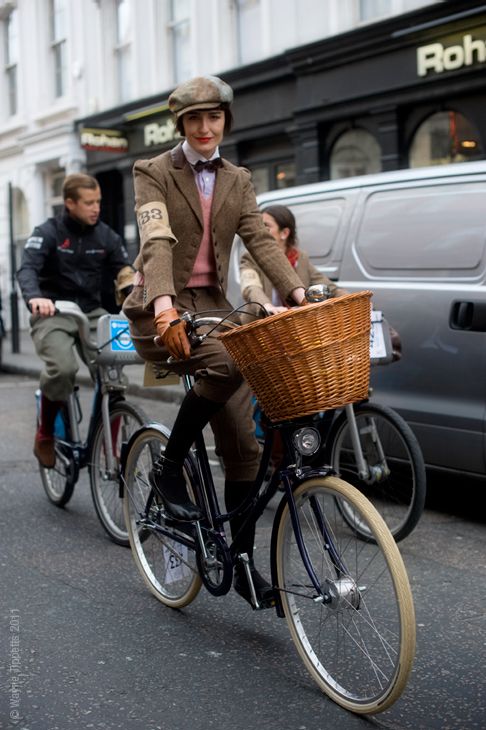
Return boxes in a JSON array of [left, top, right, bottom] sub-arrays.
[[37, 300, 147, 545], [122, 292, 416, 714]]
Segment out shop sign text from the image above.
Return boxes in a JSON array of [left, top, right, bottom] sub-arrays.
[[417, 33, 486, 77], [144, 118, 177, 147], [80, 128, 128, 153]]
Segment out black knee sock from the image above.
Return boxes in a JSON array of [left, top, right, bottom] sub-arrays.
[[225, 480, 256, 558], [164, 389, 224, 466]]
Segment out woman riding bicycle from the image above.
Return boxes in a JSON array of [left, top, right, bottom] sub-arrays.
[[240, 204, 347, 318], [123, 75, 306, 606]]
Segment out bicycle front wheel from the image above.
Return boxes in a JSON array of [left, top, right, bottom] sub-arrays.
[[89, 401, 147, 546], [328, 403, 426, 542], [123, 426, 202, 608], [40, 407, 77, 507], [274, 476, 415, 714]]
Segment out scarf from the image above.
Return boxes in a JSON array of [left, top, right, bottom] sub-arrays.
[[286, 247, 300, 268]]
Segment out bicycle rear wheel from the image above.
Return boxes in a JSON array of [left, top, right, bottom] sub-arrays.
[[273, 476, 415, 714], [123, 426, 202, 608], [40, 407, 77, 507], [89, 401, 147, 546], [328, 402, 426, 542]]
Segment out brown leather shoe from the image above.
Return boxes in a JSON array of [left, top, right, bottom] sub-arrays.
[[34, 435, 55, 468]]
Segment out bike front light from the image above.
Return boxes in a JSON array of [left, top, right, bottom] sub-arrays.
[[292, 427, 321, 456]]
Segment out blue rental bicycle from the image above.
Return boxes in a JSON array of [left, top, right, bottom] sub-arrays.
[[37, 301, 147, 545]]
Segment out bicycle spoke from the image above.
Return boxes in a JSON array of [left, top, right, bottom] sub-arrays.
[[274, 476, 415, 714]]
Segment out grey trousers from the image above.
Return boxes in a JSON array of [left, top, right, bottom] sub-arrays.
[[30, 308, 106, 402]]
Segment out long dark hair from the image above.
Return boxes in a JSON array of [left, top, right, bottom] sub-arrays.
[[261, 204, 298, 250]]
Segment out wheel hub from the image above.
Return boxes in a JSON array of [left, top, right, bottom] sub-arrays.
[[324, 576, 361, 610]]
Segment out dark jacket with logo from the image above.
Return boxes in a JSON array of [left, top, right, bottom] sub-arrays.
[[17, 211, 130, 313]]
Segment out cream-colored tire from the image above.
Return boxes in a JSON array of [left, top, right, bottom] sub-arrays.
[[123, 426, 202, 608], [274, 475, 415, 714]]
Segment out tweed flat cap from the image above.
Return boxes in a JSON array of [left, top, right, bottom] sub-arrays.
[[168, 75, 233, 118]]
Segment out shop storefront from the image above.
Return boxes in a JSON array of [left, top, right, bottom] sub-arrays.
[[77, 0, 486, 251]]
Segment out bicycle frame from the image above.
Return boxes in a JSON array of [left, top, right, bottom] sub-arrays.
[[61, 371, 126, 478], [123, 360, 339, 611], [49, 301, 142, 481]]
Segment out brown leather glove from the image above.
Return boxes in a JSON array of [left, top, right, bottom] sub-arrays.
[[154, 308, 191, 360]]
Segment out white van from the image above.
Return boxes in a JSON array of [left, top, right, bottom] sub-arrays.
[[229, 160, 486, 478]]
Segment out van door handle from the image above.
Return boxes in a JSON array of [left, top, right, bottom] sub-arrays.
[[450, 300, 486, 331]]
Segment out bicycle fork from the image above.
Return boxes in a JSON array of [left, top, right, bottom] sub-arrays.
[[280, 470, 361, 610], [344, 403, 390, 483]]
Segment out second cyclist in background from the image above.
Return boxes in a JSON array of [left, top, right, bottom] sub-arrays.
[[17, 173, 134, 469], [239, 204, 348, 318]]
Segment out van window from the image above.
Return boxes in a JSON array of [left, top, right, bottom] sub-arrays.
[[356, 183, 486, 274], [288, 198, 346, 259]]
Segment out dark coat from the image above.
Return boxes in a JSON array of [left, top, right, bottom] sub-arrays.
[[17, 211, 131, 313]]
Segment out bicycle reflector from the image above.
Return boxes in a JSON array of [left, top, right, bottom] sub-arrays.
[[292, 427, 320, 456]]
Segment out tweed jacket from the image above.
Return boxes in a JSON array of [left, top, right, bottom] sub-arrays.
[[240, 249, 345, 314], [130, 143, 303, 309]]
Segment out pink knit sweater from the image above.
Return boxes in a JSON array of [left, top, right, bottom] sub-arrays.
[[187, 191, 218, 288]]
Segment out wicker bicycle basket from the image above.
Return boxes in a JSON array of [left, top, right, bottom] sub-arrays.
[[219, 290, 373, 422]]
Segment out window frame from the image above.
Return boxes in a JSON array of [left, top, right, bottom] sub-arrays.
[[4, 7, 19, 116], [49, 0, 67, 99]]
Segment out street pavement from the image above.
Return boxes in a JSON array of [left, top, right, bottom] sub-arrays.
[[1, 333, 486, 729]]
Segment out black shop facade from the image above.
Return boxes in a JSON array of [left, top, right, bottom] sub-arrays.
[[77, 0, 486, 256]]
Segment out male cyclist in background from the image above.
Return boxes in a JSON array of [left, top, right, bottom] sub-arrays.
[[17, 173, 134, 468]]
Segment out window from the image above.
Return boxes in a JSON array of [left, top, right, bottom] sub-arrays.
[[249, 166, 270, 196], [234, 0, 261, 65], [46, 170, 65, 217], [356, 183, 486, 275], [330, 129, 382, 179], [50, 0, 67, 98], [5, 8, 18, 115], [248, 161, 296, 195], [275, 162, 296, 190], [288, 198, 346, 260], [409, 111, 483, 168], [169, 0, 190, 84], [115, 0, 132, 102]]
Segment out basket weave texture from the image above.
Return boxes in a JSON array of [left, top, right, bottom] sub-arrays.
[[220, 291, 372, 422]]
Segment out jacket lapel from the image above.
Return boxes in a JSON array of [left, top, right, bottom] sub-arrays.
[[212, 167, 238, 220], [169, 144, 203, 227]]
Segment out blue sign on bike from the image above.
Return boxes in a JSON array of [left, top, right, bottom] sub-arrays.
[[110, 320, 136, 351]]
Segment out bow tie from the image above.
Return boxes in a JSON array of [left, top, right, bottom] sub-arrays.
[[193, 158, 223, 173]]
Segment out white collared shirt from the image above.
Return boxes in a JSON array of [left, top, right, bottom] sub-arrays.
[[182, 139, 220, 198]]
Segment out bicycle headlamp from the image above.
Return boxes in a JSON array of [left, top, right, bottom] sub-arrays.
[[292, 427, 321, 456]]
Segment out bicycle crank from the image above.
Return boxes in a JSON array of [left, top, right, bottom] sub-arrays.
[[195, 527, 233, 596]]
